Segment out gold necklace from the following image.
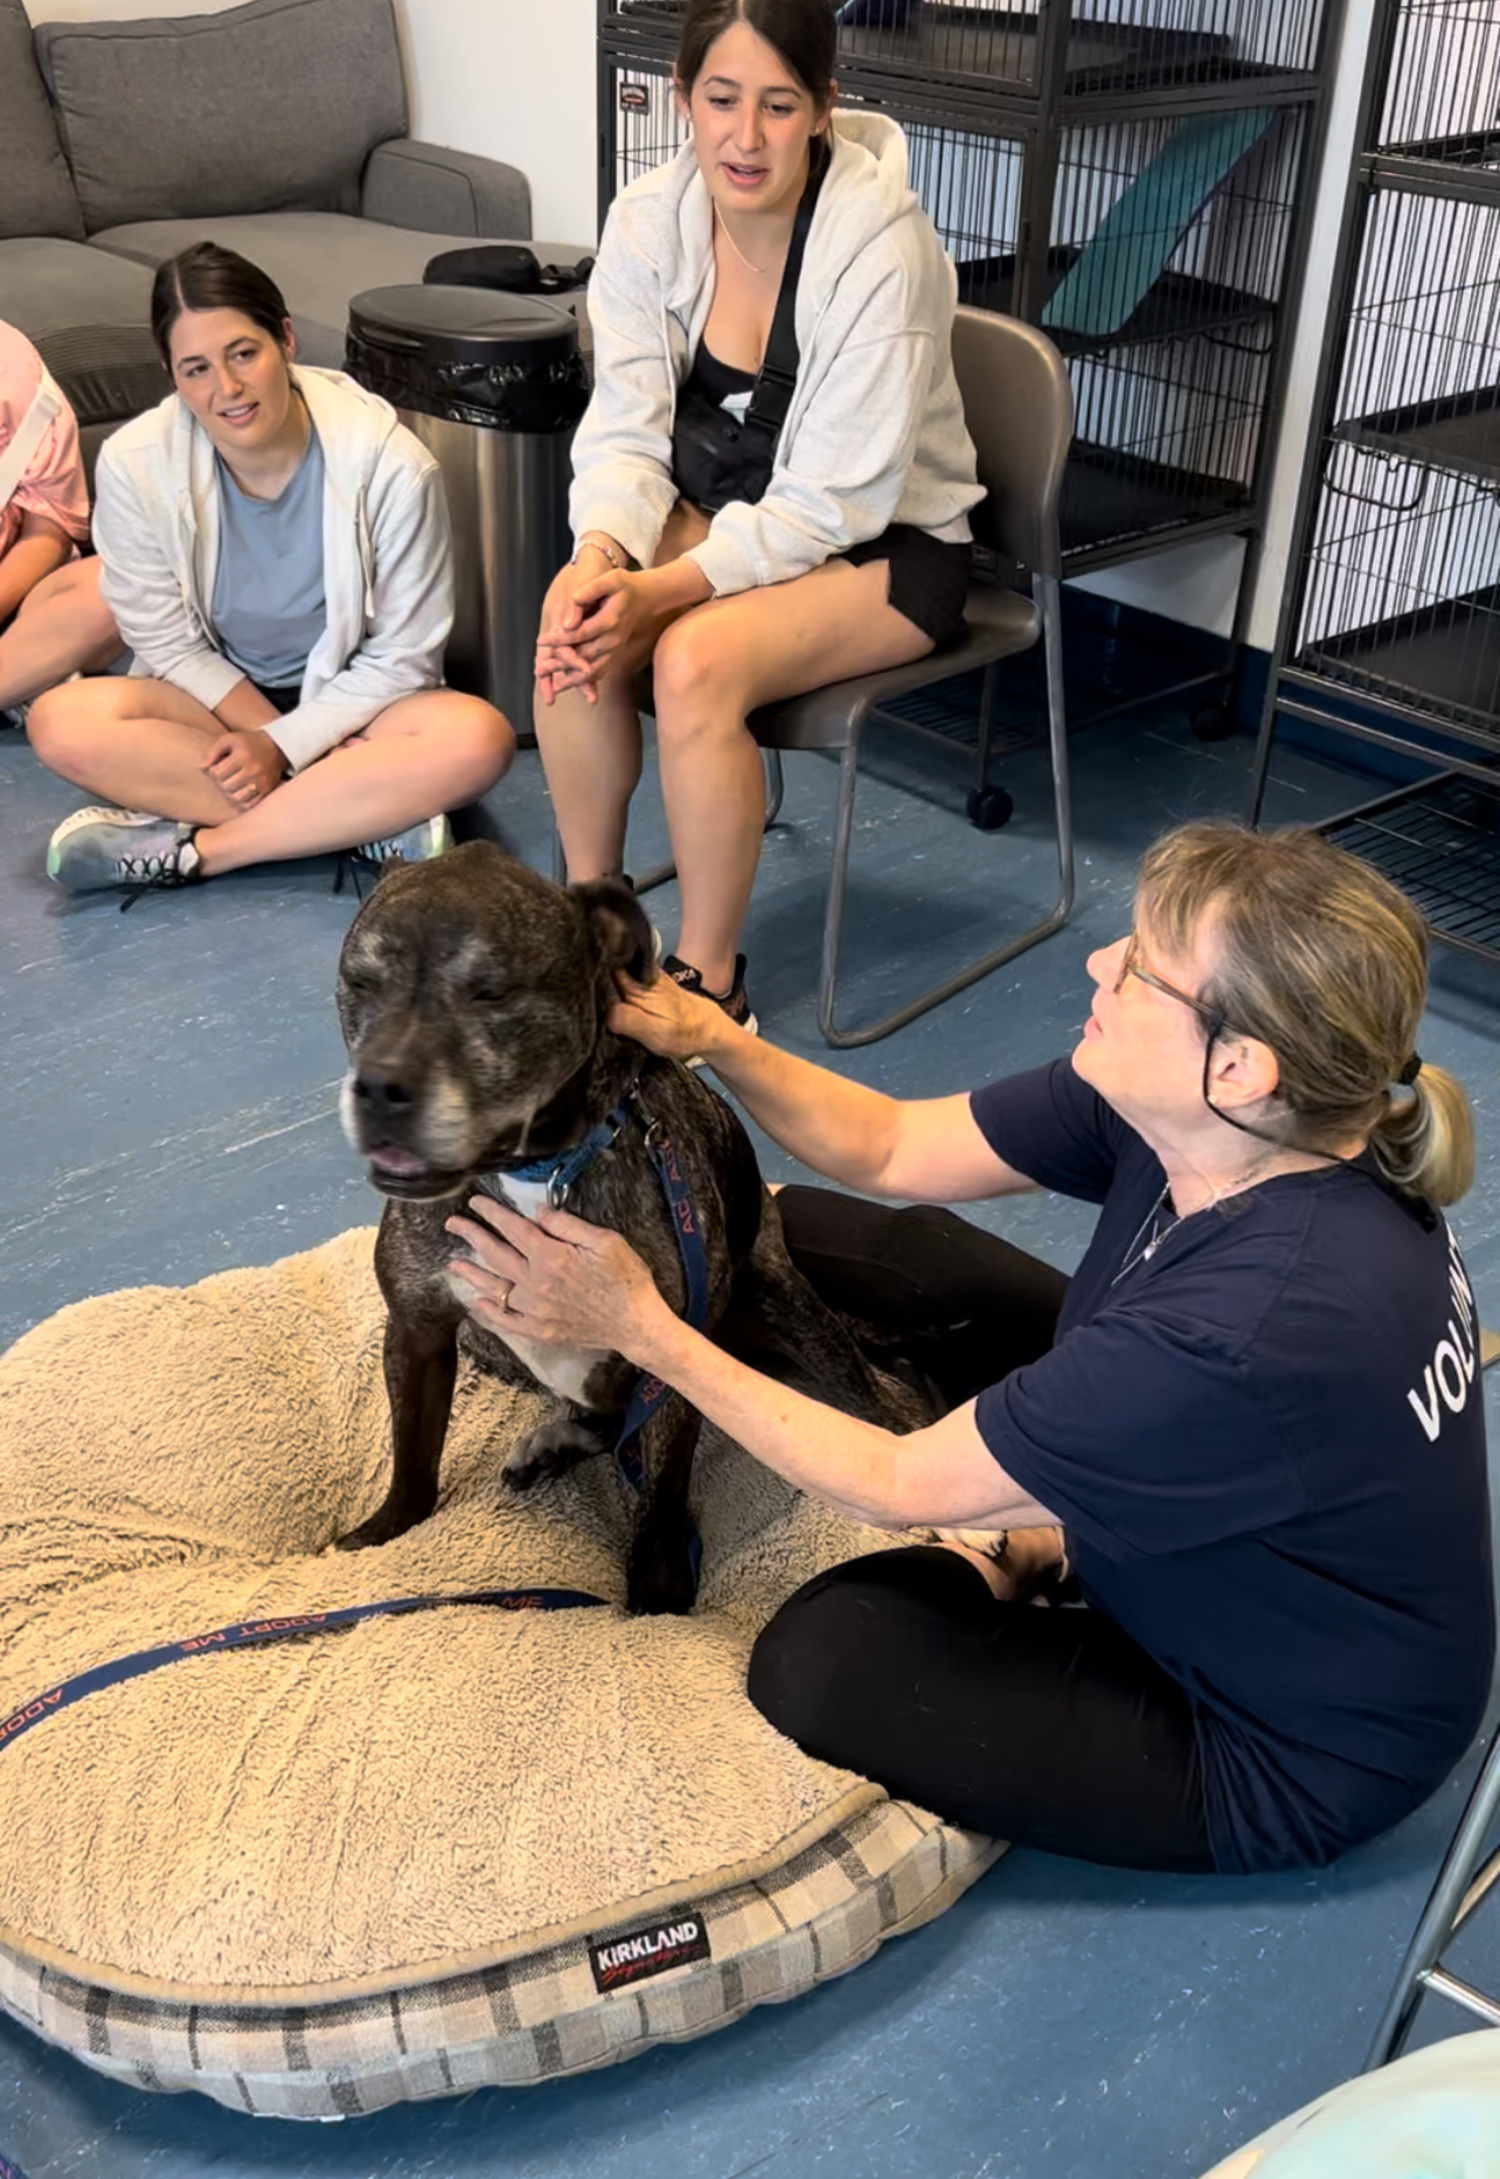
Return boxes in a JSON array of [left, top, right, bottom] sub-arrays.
[[715, 205, 772, 278]]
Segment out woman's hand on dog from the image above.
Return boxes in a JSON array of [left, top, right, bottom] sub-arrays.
[[609, 968, 726, 1064], [446, 1196, 667, 1356]]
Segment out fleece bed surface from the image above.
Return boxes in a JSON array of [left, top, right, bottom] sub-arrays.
[[0, 1228, 1001, 2119]]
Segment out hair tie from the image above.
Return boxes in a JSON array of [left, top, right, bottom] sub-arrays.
[[1398, 1054, 1423, 1087]]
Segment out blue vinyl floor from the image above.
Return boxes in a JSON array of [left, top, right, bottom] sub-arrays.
[[3, 683, 1500, 2178]]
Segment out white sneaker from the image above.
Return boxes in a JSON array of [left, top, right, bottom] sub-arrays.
[[357, 814, 453, 866], [46, 807, 203, 893]]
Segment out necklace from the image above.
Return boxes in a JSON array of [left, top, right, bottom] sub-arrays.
[[1111, 1185, 1179, 1287], [715, 205, 772, 278], [1110, 1151, 1299, 1288]]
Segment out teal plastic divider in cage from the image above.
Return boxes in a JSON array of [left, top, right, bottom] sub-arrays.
[[1043, 107, 1278, 340]]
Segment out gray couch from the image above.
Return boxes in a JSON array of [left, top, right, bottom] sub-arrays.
[[1, 0, 583, 475]]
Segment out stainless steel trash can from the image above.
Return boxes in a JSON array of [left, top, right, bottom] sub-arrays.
[[346, 286, 590, 739]]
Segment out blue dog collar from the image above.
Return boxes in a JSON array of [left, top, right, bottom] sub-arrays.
[[481, 1097, 632, 1209]]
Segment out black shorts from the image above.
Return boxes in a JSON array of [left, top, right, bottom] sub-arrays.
[[252, 681, 303, 716], [839, 524, 972, 649]]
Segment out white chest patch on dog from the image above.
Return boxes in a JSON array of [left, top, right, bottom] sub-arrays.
[[488, 1174, 550, 1224], [451, 1170, 614, 1405]]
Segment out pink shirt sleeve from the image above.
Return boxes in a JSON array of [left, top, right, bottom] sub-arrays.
[[0, 320, 90, 560]]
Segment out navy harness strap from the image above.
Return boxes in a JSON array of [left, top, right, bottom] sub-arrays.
[[614, 1098, 712, 1495], [0, 1588, 607, 1762]]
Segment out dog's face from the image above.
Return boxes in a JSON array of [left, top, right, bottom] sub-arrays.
[[336, 842, 653, 1202]]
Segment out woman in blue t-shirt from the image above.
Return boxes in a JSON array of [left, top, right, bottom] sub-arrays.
[[443, 821, 1491, 1876], [27, 243, 514, 896]]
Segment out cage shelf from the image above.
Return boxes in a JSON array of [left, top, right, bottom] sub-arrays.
[[956, 250, 1274, 356], [1297, 590, 1500, 737], [1334, 385, 1500, 489], [1062, 445, 1253, 558], [1321, 772, 1500, 959]]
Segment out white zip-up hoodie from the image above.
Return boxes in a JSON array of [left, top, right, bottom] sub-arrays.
[[93, 367, 454, 773], [571, 110, 983, 598]]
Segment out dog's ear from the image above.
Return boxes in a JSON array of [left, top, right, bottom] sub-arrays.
[[572, 878, 654, 983]]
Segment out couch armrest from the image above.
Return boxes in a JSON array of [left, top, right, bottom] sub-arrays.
[[361, 138, 532, 240]]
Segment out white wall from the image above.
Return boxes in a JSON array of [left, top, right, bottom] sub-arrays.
[[396, 0, 597, 248]]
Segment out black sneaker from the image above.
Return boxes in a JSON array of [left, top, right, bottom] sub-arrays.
[[661, 953, 758, 1036]]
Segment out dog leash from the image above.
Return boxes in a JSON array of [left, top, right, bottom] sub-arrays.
[[0, 1588, 608, 1764]]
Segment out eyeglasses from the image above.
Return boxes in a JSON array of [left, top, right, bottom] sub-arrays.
[[1113, 932, 1227, 1044], [1112, 931, 1279, 1148]]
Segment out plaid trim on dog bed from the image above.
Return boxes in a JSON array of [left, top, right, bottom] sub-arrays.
[[0, 1800, 1001, 2120]]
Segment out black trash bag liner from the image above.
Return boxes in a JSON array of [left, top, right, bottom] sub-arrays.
[[344, 329, 591, 433], [422, 245, 595, 297]]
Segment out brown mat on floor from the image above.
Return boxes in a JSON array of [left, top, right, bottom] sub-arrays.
[[0, 1229, 1001, 2117]]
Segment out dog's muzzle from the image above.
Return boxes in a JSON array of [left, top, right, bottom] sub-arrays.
[[344, 1063, 476, 1202]]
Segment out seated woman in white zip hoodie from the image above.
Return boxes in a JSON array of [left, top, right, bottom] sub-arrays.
[[30, 243, 514, 896], [536, 0, 982, 1029]]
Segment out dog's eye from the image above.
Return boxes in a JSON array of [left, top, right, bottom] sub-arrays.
[[341, 970, 380, 999], [466, 988, 509, 1008]]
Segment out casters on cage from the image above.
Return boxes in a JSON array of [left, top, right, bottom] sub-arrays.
[[966, 786, 1015, 833], [1190, 701, 1236, 743]]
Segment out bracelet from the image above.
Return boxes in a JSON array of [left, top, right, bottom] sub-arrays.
[[573, 532, 624, 571]]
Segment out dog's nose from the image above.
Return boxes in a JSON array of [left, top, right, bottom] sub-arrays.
[[352, 1068, 417, 1129]]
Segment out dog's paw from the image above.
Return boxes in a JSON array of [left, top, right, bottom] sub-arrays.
[[335, 1503, 411, 1551], [626, 1526, 699, 1617], [505, 1418, 611, 1492]]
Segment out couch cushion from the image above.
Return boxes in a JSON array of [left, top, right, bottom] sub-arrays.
[[0, 239, 164, 429], [36, 0, 407, 237], [93, 214, 586, 369], [0, 0, 84, 242]]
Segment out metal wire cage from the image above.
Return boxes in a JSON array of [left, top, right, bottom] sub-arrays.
[[1295, 188, 1500, 733], [1378, 0, 1500, 161], [602, 56, 1308, 566], [601, 0, 1327, 99]]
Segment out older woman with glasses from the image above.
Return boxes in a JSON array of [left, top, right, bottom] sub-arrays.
[[443, 821, 1491, 1877]]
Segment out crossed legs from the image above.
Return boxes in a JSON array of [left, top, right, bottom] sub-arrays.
[[27, 673, 514, 877]]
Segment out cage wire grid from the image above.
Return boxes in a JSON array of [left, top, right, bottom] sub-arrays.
[[1296, 183, 1500, 735], [1379, 0, 1500, 160], [1322, 775, 1500, 956], [601, 0, 1327, 97]]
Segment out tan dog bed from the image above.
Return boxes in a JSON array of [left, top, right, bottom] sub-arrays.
[[0, 1230, 1002, 2120]]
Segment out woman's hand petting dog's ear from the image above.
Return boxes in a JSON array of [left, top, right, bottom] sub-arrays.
[[447, 1196, 667, 1358], [609, 968, 723, 1062]]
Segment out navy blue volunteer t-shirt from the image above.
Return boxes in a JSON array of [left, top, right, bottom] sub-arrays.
[[970, 1061, 1494, 1874]]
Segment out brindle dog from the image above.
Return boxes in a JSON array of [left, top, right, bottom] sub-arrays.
[[336, 841, 915, 1614]]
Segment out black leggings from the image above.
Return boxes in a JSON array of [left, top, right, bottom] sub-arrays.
[[747, 1188, 1216, 1873]]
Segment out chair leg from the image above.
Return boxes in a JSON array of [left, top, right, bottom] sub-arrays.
[[1363, 1735, 1500, 2070], [815, 574, 1075, 1049]]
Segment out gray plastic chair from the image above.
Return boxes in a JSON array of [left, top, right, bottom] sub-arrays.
[[744, 305, 1075, 1047], [1365, 1732, 1500, 2069]]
